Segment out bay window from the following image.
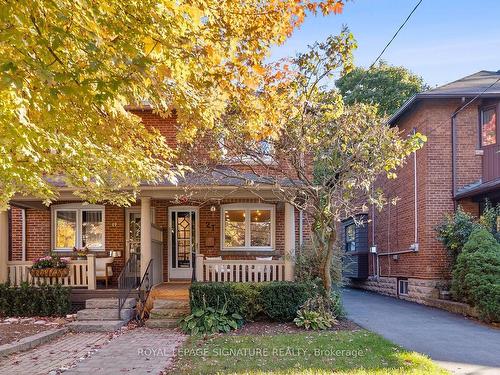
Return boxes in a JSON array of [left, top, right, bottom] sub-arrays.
[[52, 204, 105, 251], [222, 204, 274, 251]]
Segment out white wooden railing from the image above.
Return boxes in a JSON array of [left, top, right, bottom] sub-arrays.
[[195, 255, 288, 282], [151, 224, 163, 285], [7, 254, 97, 289]]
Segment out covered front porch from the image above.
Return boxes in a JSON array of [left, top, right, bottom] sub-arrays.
[[0, 187, 299, 293]]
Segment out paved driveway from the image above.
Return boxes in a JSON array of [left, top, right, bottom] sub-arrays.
[[343, 288, 500, 375]]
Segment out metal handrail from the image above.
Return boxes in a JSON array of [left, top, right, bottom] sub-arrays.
[[191, 249, 197, 282], [138, 259, 154, 304], [117, 253, 140, 319]]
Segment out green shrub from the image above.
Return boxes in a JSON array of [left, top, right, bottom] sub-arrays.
[[179, 300, 243, 335], [190, 281, 316, 322], [294, 310, 337, 330], [437, 206, 479, 261], [452, 228, 500, 322], [0, 282, 71, 317], [258, 281, 316, 322]]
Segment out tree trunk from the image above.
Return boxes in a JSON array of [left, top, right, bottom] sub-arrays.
[[321, 229, 337, 293]]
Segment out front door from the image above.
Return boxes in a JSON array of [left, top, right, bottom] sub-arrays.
[[126, 209, 142, 273], [169, 207, 198, 279]]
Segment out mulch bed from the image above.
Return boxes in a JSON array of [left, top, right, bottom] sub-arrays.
[[230, 319, 361, 336], [0, 316, 76, 346]]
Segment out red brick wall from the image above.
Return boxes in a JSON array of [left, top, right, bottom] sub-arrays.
[[104, 206, 125, 284], [9, 207, 23, 261], [367, 99, 483, 281]]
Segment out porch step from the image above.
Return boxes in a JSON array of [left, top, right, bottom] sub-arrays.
[[67, 320, 127, 332], [153, 299, 189, 310], [85, 297, 136, 309], [77, 307, 135, 321], [150, 308, 189, 319], [145, 318, 179, 329]]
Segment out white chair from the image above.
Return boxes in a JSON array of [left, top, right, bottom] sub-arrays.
[[96, 256, 114, 288]]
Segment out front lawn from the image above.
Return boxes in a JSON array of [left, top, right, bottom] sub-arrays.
[[169, 329, 448, 375]]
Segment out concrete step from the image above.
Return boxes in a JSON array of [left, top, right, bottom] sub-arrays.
[[67, 320, 127, 332], [85, 297, 136, 309], [77, 308, 134, 321], [149, 308, 189, 319], [153, 299, 189, 310], [145, 318, 179, 329]]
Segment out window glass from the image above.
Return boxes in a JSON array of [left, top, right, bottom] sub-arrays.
[[481, 108, 497, 146], [250, 209, 271, 246], [224, 210, 246, 247], [82, 210, 103, 248], [345, 223, 356, 252], [56, 211, 77, 249]]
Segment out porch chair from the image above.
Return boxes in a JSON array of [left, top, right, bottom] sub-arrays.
[[95, 256, 114, 288]]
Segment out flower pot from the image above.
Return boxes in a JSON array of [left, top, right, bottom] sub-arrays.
[[29, 267, 70, 278]]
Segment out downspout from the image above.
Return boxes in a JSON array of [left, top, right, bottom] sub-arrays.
[[413, 128, 419, 248], [299, 210, 304, 247], [451, 99, 465, 210]]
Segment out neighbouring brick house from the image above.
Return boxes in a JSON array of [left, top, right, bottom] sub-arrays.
[[1, 107, 307, 293], [342, 70, 500, 303]]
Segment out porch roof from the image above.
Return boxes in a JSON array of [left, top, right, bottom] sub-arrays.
[[455, 177, 500, 201]]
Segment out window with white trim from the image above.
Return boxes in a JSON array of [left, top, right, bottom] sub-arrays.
[[52, 204, 105, 251], [221, 204, 274, 251]]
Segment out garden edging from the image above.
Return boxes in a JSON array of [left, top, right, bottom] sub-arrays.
[[0, 327, 68, 357]]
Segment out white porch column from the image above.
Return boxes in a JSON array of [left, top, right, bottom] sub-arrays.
[[195, 253, 204, 282], [86, 253, 96, 290], [284, 203, 296, 281], [0, 211, 8, 283], [140, 196, 152, 279]]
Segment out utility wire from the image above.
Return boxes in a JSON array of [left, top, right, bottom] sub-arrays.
[[346, 0, 424, 93], [452, 75, 500, 117]]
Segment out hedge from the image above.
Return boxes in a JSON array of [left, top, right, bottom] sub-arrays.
[[452, 228, 500, 322], [190, 281, 317, 322], [0, 282, 71, 317]]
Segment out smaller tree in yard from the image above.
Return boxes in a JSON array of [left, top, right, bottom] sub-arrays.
[[452, 228, 500, 322], [336, 61, 428, 116], [195, 31, 426, 294]]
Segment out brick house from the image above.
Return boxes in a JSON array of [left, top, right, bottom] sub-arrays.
[[342, 70, 500, 303], [0, 108, 303, 297]]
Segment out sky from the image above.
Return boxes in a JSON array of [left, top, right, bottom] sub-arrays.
[[271, 0, 500, 87]]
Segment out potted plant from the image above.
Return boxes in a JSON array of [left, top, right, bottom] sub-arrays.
[[73, 246, 89, 260], [30, 254, 70, 278]]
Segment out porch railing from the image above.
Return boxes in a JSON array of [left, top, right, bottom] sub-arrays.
[[151, 224, 163, 285], [7, 256, 96, 288], [195, 255, 287, 282]]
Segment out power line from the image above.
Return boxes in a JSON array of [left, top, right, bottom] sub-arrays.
[[347, 0, 424, 93], [452, 75, 500, 117]]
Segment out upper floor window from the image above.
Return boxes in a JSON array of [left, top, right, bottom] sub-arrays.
[[221, 204, 274, 251], [52, 204, 105, 251], [481, 107, 497, 146], [345, 223, 356, 252]]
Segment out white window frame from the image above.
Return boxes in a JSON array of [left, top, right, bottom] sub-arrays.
[[221, 203, 275, 252], [51, 203, 105, 252]]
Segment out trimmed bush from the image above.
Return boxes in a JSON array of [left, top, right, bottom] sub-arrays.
[[452, 228, 500, 322], [0, 282, 71, 317], [190, 281, 316, 322], [258, 281, 316, 321]]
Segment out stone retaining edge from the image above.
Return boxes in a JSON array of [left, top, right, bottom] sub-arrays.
[[0, 327, 68, 357]]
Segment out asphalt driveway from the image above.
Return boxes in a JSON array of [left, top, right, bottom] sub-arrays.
[[343, 288, 500, 375]]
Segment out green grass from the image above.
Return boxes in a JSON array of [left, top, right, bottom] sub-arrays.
[[170, 330, 448, 375]]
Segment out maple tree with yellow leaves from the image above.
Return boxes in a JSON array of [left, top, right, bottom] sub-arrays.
[[0, 0, 344, 209]]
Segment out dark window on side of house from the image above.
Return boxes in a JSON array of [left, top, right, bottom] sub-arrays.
[[345, 223, 356, 252], [480, 107, 497, 147], [398, 279, 409, 296]]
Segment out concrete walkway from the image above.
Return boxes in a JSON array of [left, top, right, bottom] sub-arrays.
[[343, 288, 500, 375], [64, 327, 186, 374]]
